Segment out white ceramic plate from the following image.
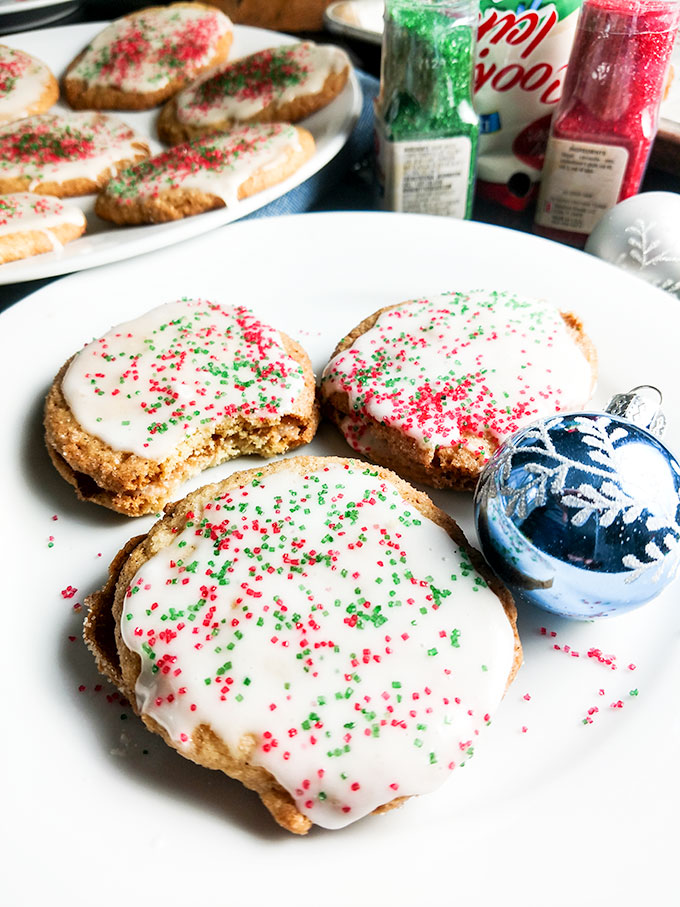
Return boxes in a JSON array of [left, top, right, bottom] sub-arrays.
[[0, 21, 361, 284], [2, 212, 678, 906], [0, 0, 80, 31], [324, 0, 384, 45]]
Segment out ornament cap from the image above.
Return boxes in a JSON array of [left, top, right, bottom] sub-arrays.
[[605, 385, 666, 438]]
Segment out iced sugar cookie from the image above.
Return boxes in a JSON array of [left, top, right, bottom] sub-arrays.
[[84, 456, 522, 833], [157, 41, 350, 145], [0, 45, 58, 125], [44, 298, 320, 516], [321, 290, 597, 489], [0, 193, 85, 264], [0, 112, 150, 197], [95, 123, 314, 225], [63, 3, 233, 111]]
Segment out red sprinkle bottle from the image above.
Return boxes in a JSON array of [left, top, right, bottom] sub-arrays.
[[534, 0, 680, 247]]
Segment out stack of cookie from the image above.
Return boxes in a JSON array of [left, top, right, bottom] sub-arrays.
[[0, 2, 351, 262], [43, 280, 598, 833]]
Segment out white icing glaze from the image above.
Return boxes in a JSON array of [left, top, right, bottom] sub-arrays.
[[176, 42, 349, 125], [103, 123, 305, 208], [0, 45, 54, 125], [61, 298, 307, 461], [41, 228, 62, 253], [66, 5, 232, 94], [0, 112, 148, 188], [0, 192, 85, 240], [120, 461, 516, 829], [322, 289, 594, 458]]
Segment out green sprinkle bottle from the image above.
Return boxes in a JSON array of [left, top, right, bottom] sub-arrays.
[[375, 0, 480, 218]]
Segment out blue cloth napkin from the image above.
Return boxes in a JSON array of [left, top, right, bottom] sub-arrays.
[[245, 70, 379, 219]]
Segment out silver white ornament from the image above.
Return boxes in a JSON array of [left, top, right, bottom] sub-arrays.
[[585, 192, 680, 299], [474, 387, 680, 619]]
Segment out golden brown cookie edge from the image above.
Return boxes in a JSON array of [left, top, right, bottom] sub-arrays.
[[85, 454, 521, 834]]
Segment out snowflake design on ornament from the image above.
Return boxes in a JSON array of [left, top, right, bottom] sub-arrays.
[[616, 219, 680, 297], [621, 218, 680, 271], [478, 416, 680, 584]]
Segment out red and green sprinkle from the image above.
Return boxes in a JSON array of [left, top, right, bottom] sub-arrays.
[[119, 461, 515, 828]]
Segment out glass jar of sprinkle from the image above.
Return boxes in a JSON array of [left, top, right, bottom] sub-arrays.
[[374, 0, 480, 219]]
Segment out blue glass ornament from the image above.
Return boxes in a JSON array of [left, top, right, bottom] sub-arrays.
[[474, 387, 680, 619]]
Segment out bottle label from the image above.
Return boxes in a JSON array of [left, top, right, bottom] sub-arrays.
[[535, 137, 629, 234], [376, 126, 473, 219], [475, 0, 583, 206]]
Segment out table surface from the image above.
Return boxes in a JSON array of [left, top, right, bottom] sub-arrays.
[[1, 0, 678, 312]]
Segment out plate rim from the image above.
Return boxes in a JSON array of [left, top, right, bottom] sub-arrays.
[[3, 207, 677, 318], [0, 0, 78, 15], [324, 0, 384, 45]]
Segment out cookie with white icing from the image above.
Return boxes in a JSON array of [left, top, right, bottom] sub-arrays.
[[44, 298, 320, 516], [0, 112, 150, 197], [321, 290, 598, 490], [84, 455, 522, 833], [95, 123, 314, 225], [157, 41, 350, 145], [63, 3, 233, 111], [0, 45, 58, 125], [0, 193, 85, 264]]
